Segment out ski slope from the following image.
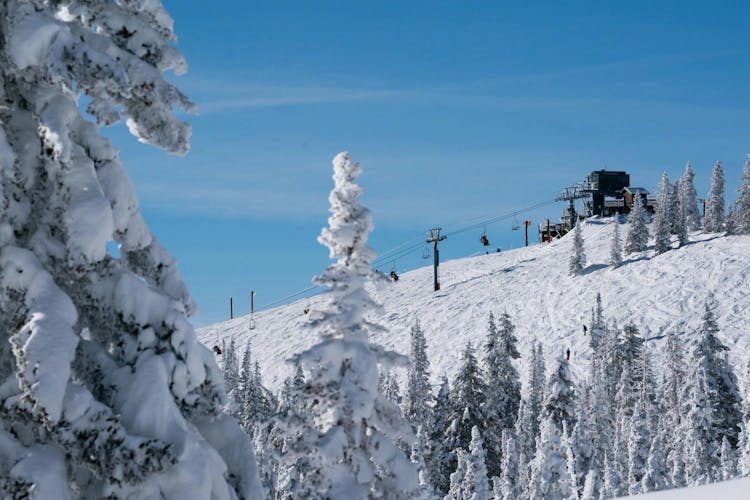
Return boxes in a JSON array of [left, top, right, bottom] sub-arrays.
[[629, 476, 750, 499], [198, 217, 750, 390]]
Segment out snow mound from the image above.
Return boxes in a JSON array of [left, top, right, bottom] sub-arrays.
[[198, 217, 750, 389]]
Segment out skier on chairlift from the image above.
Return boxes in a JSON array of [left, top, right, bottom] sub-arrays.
[[389, 270, 399, 282]]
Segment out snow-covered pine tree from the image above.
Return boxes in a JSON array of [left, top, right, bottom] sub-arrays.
[[411, 426, 435, 497], [625, 191, 649, 254], [602, 451, 625, 499], [482, 312, 520, 476], [684, 297, 742, 486], [0, 2, 261, 497], [735, 155, 750, 235], [379, 369, 403, 407], [428, 375, 453, 493], [403, 319, 432, 427], [286, 152, 419, 498], [693, 297, 743, 448], [460, 426, 491, 500], [640, 425, 670, 493], [614, 322, 645, 420], [222, 337, 241, 414], [680, 161, 701, 231], [720, 436, 738, 481], [671, 181, 688, 245], [569, 219, 586, 275], [446, 449, 469, 500], [543, 353, 577, 434], [444, 343, 489, 486], [653, 172, 673, 255], [662, 333, 687, 477], [528, 414, 575, 500], [703, 161, 725, 232], [581, 470, 598, 500], [517, 342, 546, 462], [609, 221, 623, 268], [571, 387, 595, 493], [498, 429, 521, 500], [626, 393, 652, 494]]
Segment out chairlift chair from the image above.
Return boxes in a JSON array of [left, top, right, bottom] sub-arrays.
[[422, 245, 431, 259], [480, 226, 491, 247], [512, 213, 520, 231]]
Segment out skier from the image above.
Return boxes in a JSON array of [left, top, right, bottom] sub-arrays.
[[389, 270, 399, 282], [566, 348, 571, 361], [583, 324, 587, 335], [213, 345, 222, 355]]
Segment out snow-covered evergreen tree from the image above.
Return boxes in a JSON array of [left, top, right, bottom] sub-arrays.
[[653, 172, 673, 255], [662, 333, 687, 479], [459, 427, 491, 500], [411, 426, 435, 498], [671, 181, 688, 245], [482, 312, 521, 477], [581, 469, 598, 500], [428, 376, 453, 493], [528, 415, 575, 500], [403, 319, 432, 427], [498, 429, 521, 500], [720, 436, 738, 481], [446, 449, 469, 500], [444, 343, 489, 487], [543, 354, 577, 433], [609, 221, 623, 268], [482, 312, 520, 476], [680, 161, 701, 231], [517, 342, 546, 464], [379, 369, 403, 406], [703, 161, 725, 232], [222, 337, 241, 414], [640, 427, 670, 493], [602, 451, 625, 499], [625, 191, 649, 254], [735, 155, 750, 235], [283, 152, 419, 498], [0, 2, 261, 496], [571, 388, 596, 493], [626, 394, 652, 493], [569, 219, 586, 275]]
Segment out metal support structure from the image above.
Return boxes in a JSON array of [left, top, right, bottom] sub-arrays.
[[230, 297, 234, 319], [426, 228, 447, 291], [250, 290, 255, 314], [547, 219, 551, 243], [524, 220, 532, 247]]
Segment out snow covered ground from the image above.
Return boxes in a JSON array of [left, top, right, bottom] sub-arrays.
[[198, 216, 750, 391], [628, 476, 750, 499]]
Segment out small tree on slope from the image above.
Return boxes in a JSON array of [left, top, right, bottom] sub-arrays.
[[287, 153, 419, 498], [653, 172, 672, 254], [625, 192, 649, 254], [671, 181, 688, 245], [680, 161, 701, 231], [703, 161, 726, 232], [0, 3, 260, 497], [609, 221, 623, 268], [735, 155, 750, 235], [569, 220, 586, 275]]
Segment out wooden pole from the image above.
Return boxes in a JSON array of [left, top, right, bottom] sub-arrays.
[[524, 220, 531, 247], [230, 297, 234, 319]]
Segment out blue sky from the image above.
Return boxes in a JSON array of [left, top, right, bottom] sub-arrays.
[[105, 1, 750, 326]]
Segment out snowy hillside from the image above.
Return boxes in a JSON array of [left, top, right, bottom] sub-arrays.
[[198, 217, 750, 390], [629, 476, 750, 499]]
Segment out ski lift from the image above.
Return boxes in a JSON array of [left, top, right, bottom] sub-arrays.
[[422, 245, 431, 259], [303, 299, 311, 315], [512, 213, 520, 231], [480, 227, 491, 247]]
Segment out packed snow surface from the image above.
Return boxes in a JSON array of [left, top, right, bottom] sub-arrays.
[[198, 217, 750, 390], [628, 476, 750, 499]]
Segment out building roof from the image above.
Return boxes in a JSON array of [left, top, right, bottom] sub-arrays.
[[623, 186, 649, 194]]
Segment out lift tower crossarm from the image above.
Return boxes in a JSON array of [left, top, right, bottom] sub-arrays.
[[426, 228, 447, 291]]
